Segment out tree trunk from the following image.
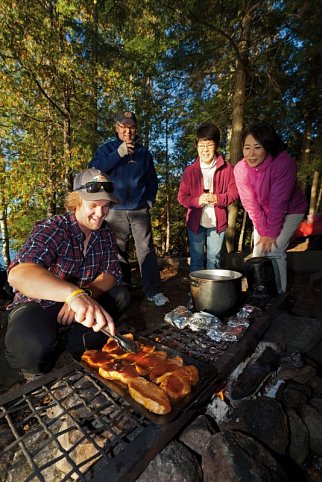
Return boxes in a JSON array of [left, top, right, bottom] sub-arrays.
[[300, 116, 313, 192], [46, 114, 57, 217], [237, 209, 247, 252], [309, 170, 320, 217], [316, 183, 322, 215], [63, 97, 73, 191], [165, 114, 170, 254], [226, 11, 251, 253], [0, 204, 10, 267]]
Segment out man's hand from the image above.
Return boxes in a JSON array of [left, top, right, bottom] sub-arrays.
[[68, 294, 115, 335], [256, 236, 278, 253], [117, 142, 129, 157], [117, 141, 135, 157], [125, 141, 135, 155], [57, 303, 75, 325]]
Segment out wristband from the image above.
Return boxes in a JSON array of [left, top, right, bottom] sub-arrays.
[[84, 289, 92, 297], [66, 288, 85, 305]]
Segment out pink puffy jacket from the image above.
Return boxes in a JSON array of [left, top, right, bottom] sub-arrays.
[[234, 151, 307, 238]]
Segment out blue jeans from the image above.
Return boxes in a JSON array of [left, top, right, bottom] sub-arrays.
[[106, 208, 161, 297], [188, 226, 225, 272]]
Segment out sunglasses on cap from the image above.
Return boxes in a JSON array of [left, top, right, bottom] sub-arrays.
[[75, 181, 114, 193]]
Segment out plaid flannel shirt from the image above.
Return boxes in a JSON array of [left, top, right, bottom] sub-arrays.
[[7, 212, 122, 309]]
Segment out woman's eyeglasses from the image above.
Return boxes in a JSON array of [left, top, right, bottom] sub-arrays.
[[75, 181, 114, 193], [197, 143, 215, 150]]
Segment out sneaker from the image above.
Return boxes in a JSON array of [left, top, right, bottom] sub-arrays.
[[20, 370, 43, 383], [147, 292, 169, 307]]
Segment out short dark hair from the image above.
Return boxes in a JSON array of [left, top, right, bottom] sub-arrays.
[[195, 122, 220, 147], [243, 122, 286, 158]]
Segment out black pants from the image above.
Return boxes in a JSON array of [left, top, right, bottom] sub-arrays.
[[5, 286, 131, 374]]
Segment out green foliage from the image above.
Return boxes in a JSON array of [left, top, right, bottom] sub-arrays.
[[0, 0, 321, 260]]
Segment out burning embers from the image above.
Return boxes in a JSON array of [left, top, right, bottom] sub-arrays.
[[208, 341, 283, 420]]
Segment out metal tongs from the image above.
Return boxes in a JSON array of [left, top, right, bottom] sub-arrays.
[[101, 327, 139, 353]]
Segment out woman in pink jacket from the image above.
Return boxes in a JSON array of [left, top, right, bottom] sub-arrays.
[[178, 122, 239, 272], [234, 122, 307, 293]]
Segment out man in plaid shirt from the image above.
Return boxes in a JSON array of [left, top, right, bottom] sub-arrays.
[[5, 168, 131, 378]]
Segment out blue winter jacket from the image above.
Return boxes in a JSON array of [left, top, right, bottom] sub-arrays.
[[90, 137, 158, 210]]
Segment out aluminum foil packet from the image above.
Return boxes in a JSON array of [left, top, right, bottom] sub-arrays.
[[227, 316, 250, 329], [207, 324, 246, 342], [164, 306, 193, 329], [187, 312, 222, 331], [235, 304, 263, 320]]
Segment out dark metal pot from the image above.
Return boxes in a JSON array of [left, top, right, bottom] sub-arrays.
[[189, 269, 243, 316], [244, 257, 278, 297]]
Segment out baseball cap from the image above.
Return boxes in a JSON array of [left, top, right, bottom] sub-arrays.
[[115, 110, 137, 126], [73, 168, 119, 203]]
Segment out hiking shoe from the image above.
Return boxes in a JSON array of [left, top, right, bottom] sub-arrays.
[[147, 292, 169, 306]]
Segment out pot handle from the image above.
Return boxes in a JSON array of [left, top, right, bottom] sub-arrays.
[[190, 280, 200, 287]]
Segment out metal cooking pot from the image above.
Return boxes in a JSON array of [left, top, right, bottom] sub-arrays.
[[189, 269, 243, 316]]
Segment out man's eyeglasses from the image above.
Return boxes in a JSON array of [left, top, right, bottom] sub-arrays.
[[75, 181, 114, 193], [197, 143, 216, 150], [117, 122, 136, 132]]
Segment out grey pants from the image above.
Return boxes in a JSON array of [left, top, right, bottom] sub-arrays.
[[107, 208, 161, 297]]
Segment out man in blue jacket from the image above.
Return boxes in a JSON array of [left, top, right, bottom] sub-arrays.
[[90, 110, 169, 307]]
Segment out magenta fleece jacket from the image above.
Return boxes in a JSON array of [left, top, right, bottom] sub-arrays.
[[178, 155, 239, 234], [234, 150, 307, 238]]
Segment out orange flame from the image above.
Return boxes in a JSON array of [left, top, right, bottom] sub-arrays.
[[216, 390, 224, 401]]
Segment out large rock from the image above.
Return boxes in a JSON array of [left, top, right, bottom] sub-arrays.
[[179, 415, 216, 455], [202, 431, 287, 482], [310, 398, 322, 414], [308, 376, 322, 397], [301, 454, 322, 482], [298, 404, 322, 457], [281, 384, 309, 408], [136, 440, 202, 482], [287, 251, 322, 273], [263, 311, 322, 353], [287, 408, 310, 465], [306, 339, 322, 365], [220, 397, 288, 454], [278, 364, 316, 384]]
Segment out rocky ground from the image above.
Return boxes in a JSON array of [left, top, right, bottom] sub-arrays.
[[1, 243, 322, 481], [135, 251, 322, 482]]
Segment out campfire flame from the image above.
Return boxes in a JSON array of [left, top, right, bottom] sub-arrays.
[[216, 390, 224, 401]]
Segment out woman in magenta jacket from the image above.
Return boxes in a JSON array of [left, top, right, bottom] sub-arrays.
[[234, 122, 307, 293], [178, 122, 239, 272]]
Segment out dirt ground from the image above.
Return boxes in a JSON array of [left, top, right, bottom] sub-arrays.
[[1, 242, 322, 395]]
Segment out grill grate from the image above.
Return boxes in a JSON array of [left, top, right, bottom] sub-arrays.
[[145, 325, 230, 365], [0, 365, 150, 481]]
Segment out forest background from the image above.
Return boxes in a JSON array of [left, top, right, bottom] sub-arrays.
[[0, 0, 321, 268]]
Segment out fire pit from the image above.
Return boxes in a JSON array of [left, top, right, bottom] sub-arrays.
[[0, 295, 287, 481]]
